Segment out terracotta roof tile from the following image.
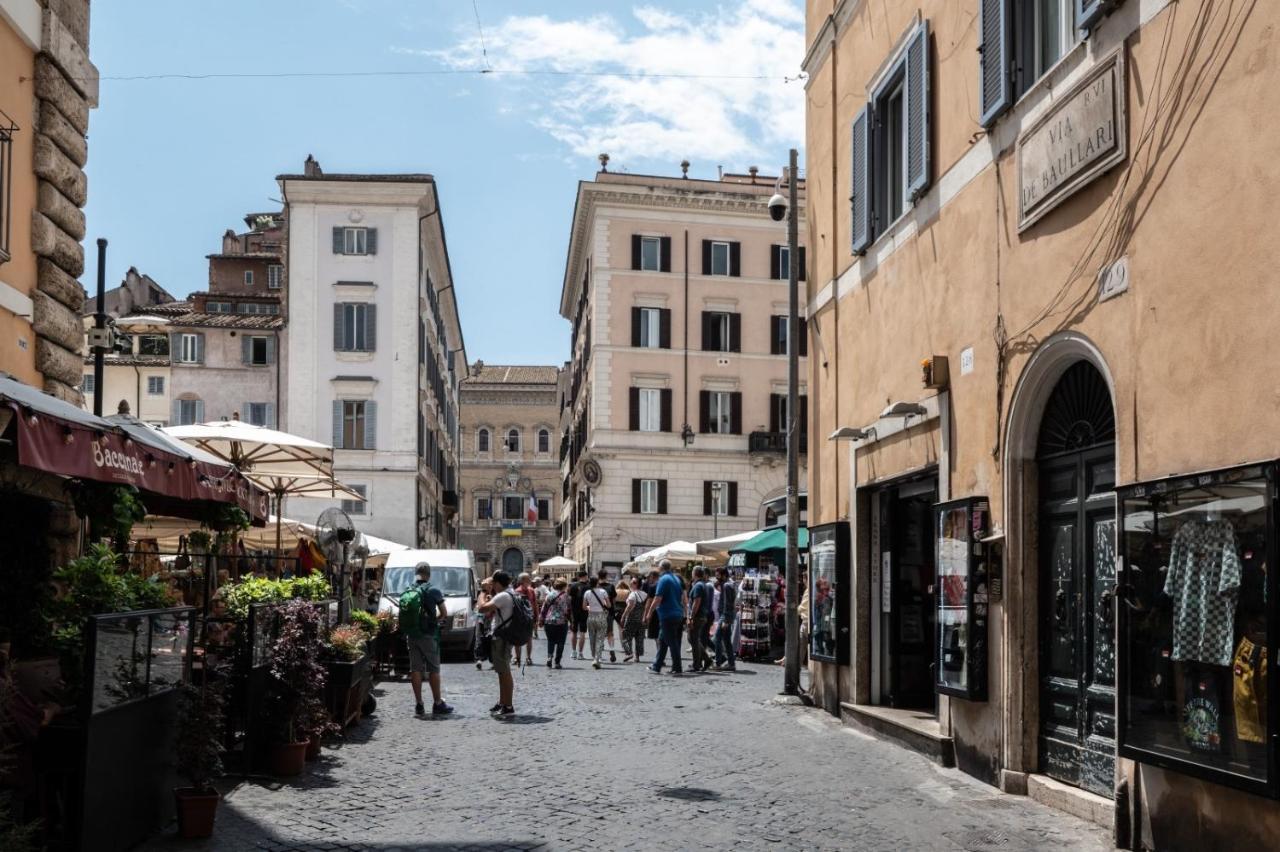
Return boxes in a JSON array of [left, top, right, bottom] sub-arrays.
[[463, 364, 559, 385]]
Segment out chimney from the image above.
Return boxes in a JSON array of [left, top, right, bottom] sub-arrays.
[[303, 154, 322, 177], [748, 165, 759, 183], [222, 229, 239, 254]]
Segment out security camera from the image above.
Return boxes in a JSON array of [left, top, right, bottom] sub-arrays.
[[768, 193, 787, 222]]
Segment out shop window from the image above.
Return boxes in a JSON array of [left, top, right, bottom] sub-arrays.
[[1117, 463, 1276, 797], [935, 497, 992, 701], [809, 522, 850, 664]]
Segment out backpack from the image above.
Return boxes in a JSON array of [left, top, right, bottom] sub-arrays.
[[493, 590, 534, 645], [398, 582, 436, 638]]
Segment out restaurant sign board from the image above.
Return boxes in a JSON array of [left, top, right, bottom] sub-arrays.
[[1017, 50, 1126, 231]]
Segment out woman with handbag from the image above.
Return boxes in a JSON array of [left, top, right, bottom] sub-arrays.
[[540, 578, 571, 669], [582, 576, 615, 669]]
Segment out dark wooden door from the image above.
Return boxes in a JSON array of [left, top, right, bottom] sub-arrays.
[[1036, 362, 1117, 799]]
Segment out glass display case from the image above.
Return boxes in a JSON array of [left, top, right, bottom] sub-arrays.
[[809, 522, 850, 664], [1116, 462, 1277, 798], [934, 497, 991, 701]]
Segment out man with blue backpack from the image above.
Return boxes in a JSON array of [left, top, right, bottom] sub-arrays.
[[399, 563, 454, 717]]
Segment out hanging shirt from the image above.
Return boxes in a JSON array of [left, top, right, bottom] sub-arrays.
[[1163, 519, 1242, 666]]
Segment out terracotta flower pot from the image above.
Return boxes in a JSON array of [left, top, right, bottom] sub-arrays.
[[173, 787, 219, 839], [305, 735, 322, 761], [269, 741, 309, 777]]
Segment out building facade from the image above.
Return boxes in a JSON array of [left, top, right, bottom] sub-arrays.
[[558, 168, 808, 574], [457, 362, 561, 578], [803, 1, 1280, 847], [279, 158, 466, 548]]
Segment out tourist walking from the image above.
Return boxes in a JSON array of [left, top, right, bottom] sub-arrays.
[[569, 570, 589, 660], [513, 573, 540, 667], [620, 576, 649, 662], [646, 559, 685, 675], [474, 576, 494, 670], [643, 569, 661, 644], [687, 566, 714, 672], [540, 577, 571, 669], [477, 570, 529, 717], [401, 563, 454, 716], [713, 567, 737, 671], [583, 575, 614, 669], [597, 569, 619, 663]]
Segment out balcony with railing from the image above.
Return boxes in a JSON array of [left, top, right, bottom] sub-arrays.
[[749, 431, 808, 455]]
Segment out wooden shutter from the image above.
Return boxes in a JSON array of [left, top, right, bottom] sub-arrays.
[[631, 479, 641, 514], [770, 317, 783, 355], [194, 400, 204, 423], [770, 245, 781, 280], [727, 482, 739, 517], [770, 393, 782, 433], [1076, 0, 1111, 32], [660, 388, 672, 432], [631, 235, 642, 270], [629, 387, 640, 431], [363, 401, 378, 449], [241, 335, 252, 364], [332, 227, 344, 254], [729, 242, 741, 277], [631, 307, 642, 347], [265, 402, 277, 429], [659, 237, 672, 272], [333, 304, 345, 350], [169, 333, 181, 361], [657, 480, 668, 515], [703, 482, 713, 516], [366, 228, 378, 254], [701, 311, 713, 351], [699, 391, 710, 433], [332, 401, 344, 448], [979, 0, 1012, 127], [851, 105, 872, 254], [729, 313, 741, 353], [800, 396, 809, 436], [701, 240, 712, 275], [658, 309, 671, 349], [905, 21, 932, 200], [266, 335, 277, 364], [195, 333, 205, 364], [365, 304, 377, 351], [730, 391, 743, 435], [798, 247, 807, 281]]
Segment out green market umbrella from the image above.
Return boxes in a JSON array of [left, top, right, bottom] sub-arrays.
[[731, 526, 809, 556]]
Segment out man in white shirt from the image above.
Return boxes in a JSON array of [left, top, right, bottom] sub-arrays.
[[477, 570, 518, 717]]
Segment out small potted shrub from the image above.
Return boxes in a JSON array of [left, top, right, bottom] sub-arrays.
[[324, 624, 371, 728], [264, 600, 328, 777], [173, 680, 225, 838]]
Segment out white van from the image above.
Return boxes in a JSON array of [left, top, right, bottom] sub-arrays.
[[377, 549, 479, 652]]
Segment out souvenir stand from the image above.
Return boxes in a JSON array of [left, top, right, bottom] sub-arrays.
[[735, 569, 779, 661]]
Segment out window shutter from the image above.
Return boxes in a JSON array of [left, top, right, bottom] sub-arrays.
[[629, 387, 640, 431], [363, 401, 378, 449], [660, 237, 672, 272], [241, 335, 251, 365], [658, 309, 671, 349], [799, 318, 809, 356], [701, 240, 712, 275], [979, 0, 1013, 127], [729, 313, 742, 353], [660, 388, 672, 432], [701, 311, 713, 351], [171, 399, 180, 425], [905, 21, 932, 201], [266, 335, 277, 364], [631, 307, 642, 347], [632, 479, 641, 514], [332, 227, 344, 254], [194, 400, 204, 423], [727, 482, 739, 517], [770, 317, 783, 356], [195, 333, 205, 364], [1076, 0, 1111, 32], [699, 391, 710, 433], [332, 400, 344, 448], [266, 403, 277, 428], [770, 393, 781, 433], [703, 482, 712, 516], [365, 304, 377, 351], [333, 304, 345, 350], [729, 242, 741, 277], [800, 396, 809, 436], [730, 391, 743, 435], [366, 228, 378, 254], [657, 480, 668, 515], [631, 235, 642, 271], [798, 247, 807, 281], [851, 105, 872, 254], [770, 245, 781, 280], [169, 333, 181, 361]]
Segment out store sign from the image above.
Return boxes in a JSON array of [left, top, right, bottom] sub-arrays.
[[1017, 51, 1126, 231]]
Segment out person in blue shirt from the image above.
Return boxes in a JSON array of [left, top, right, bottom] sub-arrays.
[[645, 559, 686, 675], [686, 567, 714, 672]]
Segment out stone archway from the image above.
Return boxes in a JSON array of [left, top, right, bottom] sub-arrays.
[[501, 547, 525, 575]]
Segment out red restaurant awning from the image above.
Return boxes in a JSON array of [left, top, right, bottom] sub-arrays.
[[0, 375, 268, 523]]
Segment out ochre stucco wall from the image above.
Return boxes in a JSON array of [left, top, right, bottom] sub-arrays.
[[0, 21, 39, 385]]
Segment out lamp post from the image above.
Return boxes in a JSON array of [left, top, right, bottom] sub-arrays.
[[769, 149, 802, 696], [711, 481, 723, 539]]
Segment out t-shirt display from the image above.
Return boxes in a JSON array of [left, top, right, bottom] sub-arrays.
[[1162, 519, 1242, 666]]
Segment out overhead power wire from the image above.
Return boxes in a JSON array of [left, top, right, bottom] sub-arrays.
[[93, 68, 799, 83]]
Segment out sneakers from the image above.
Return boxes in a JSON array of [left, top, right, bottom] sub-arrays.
[[623, 655, 634, 663], [592, 660, 602, 670], [475, 661, 483, 671], [489, 702, 503, 713], [648, 666, 662, 675], [432, 702, 454, 716], [494, 706, 515, 718], [555, 663, 563, 670], [546, 659, 553, 669], [610, 651, 617, 663], [414, 702, 426, 716]]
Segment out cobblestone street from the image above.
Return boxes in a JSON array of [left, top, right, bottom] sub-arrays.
[[143, 655, 1113, 852]]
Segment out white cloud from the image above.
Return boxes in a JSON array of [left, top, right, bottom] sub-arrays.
[[419, 1, 805, 168]]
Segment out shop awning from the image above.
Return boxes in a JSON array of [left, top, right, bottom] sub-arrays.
[[731, 527, 809, 555], [0, 375, 268, 523]]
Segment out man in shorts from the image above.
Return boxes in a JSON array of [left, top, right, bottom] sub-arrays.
[[407, 563, 453, 717], [477, 570, 518, 717], [568, 570, 589, 660]]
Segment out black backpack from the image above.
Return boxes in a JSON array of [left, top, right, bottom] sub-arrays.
[[494, 590, 534, 645]]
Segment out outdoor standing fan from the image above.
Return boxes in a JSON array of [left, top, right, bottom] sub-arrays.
[[316, 507, 357, 621]]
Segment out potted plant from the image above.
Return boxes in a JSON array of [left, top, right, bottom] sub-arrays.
[[172, 679, 225, 838], [264, 600, 329, 777], [324, 624, 371, 728]]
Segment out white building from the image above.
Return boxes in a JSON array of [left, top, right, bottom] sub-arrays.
[[279, 158, 466, 547]]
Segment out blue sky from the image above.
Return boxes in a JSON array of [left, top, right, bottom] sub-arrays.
[[83, 1, 804, 365]]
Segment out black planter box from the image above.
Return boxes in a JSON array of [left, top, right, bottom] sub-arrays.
[[325, 654, 372, 728]]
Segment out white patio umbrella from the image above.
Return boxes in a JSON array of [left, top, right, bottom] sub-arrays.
[[626, 540, 703, 571], [536, 555, 580, 578], [695, 530, 762, 557]]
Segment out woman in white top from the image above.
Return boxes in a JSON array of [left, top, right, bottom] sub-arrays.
[[620, 576, 649, 662], [582, 576, 614, 669]]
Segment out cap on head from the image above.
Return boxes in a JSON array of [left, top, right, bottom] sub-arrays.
[[415, 562, 431, 580]]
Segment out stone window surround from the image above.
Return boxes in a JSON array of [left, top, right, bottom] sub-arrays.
[[630, 373, 670, 389]]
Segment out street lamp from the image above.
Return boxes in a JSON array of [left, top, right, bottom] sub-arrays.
[[770, 149, 803, 697], [710, 481, 723, 538]]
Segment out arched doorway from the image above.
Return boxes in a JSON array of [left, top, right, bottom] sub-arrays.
[[1035, 360, 1116, 797], [501, 547, 525, 575]]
